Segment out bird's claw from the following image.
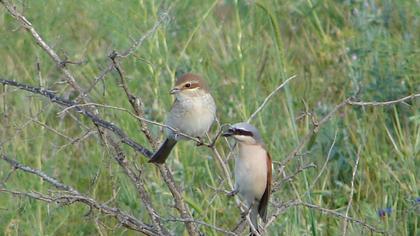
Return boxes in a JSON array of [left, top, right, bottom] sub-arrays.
[[196, 137, 204, 146], [227, 189, 239, 197]]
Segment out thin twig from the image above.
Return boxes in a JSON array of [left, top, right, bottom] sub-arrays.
[[110, 55, 158, 148], [55, 130, 97, 154], [2, 155, 78, 193], [300, 202, 384, 234], [165, 217, 236, 236], [0, 0, 83, 94], [27, 117, 73, 141], [106, 136, 169, 236], [0, 79, 154, 158], [267, 200, 384, 234], [0, 189, 158, 235], [86, 12, 169, 94], [272, 162, 316, 192], [247, 75, 296, 122], [157, 165, 200, 236], [280, 98, 351, 168], [120, 12, 170, 58], [265, 200, 302, 227], [0, 156, 157, 235], [343, 148, 362, 236], [309, 129, 338, 191], [348, 93, 420, 106]]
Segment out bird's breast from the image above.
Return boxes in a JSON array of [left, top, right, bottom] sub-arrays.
[[166, 94, 216, 139], [235, 144, 268, 206]]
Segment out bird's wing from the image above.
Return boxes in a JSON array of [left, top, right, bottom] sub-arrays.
[[258, 151, 272, 222]]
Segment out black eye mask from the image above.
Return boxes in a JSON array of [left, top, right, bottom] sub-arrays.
[[230, 128, 253, 137]]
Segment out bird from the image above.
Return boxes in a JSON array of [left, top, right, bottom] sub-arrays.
[[149, 73, 216, 164], [222, 122, 272, 234]]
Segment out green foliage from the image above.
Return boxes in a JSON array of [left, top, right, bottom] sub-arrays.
[[0, 0, 419, 235]]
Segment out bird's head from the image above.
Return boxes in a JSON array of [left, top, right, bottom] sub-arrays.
[[170, 73, 210, 99], [222, 122, 263, 145]]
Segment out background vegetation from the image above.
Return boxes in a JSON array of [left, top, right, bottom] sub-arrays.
[[0, 0, 419, 235]]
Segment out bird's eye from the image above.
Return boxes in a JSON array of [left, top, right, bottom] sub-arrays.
[[185, 83, 191, 88]]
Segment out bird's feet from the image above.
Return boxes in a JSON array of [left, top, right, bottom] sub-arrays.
[[227, 189, 239, 197], [195, 137, 205, 146], [240, 204, 254, 218]]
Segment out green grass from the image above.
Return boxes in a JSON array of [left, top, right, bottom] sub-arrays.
[[1, 0, 419, 235]]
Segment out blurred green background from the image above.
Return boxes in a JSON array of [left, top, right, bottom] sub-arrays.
[[0, 0, 419, 235]]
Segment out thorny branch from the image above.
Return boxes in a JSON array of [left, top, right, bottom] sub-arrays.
[[0, 78, 154, 158], [266, 200, 385, 234], [106, 136, 169, 236], [348, 93, 420, 106], [86, 13, 170, 95], [343, 148, 362, 236], [247, 74, 296, 122], [279, 91, 420, 178], [0, 155, 158, 235], [164, 217, 236, 235], [0, 0, 83, 94], [2, 155, 77, 194], [110, 53, 158, 148], [299, 202, 385, 234]]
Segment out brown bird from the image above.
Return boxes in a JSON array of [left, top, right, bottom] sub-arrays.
[[223, 122, 272, 234], [149, 73, 216, 164]]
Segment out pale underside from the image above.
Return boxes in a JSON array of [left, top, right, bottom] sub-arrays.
[[235, 142, 268, 206], [166, 92, 216, 140]]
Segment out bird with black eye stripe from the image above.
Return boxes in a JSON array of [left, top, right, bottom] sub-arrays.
[[223, 122, 272, 235]]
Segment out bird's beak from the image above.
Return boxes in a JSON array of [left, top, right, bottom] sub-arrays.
[[170, 87, 181, 94], [222, 127, 233, 137]]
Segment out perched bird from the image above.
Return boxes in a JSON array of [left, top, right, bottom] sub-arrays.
[[149, 73, 216, 164], [222, 122, 272, 234]]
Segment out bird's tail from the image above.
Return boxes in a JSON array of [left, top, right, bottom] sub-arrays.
[[249, 204, 260, 236], [149, 138, 177, 164]]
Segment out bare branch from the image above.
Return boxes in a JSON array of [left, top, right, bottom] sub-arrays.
[[110, 54, 158, 148], [86, 12, 169, 94], [343, 148, 362, 236], [348, 93, 420, 106], [156, 165, 200, 236], [165, 217, 236, 236], [299, 202, 384, 234], [2, 155, 78, 193], [0, 156, 158, 235], [272, 162, 316, 192], [55, 130, 97, 154], [0, 78, 154, 158], [26, 116, 73, 141], [265, 200, 301, 227], [308, 130, 338, 190], [280, 98, 351, 168], [0, 0, 83, 94], [247, 75, 296, 122], [281, 91, 420, 177], [106, 136, 169, 236], [119, 12, 170, 58]]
